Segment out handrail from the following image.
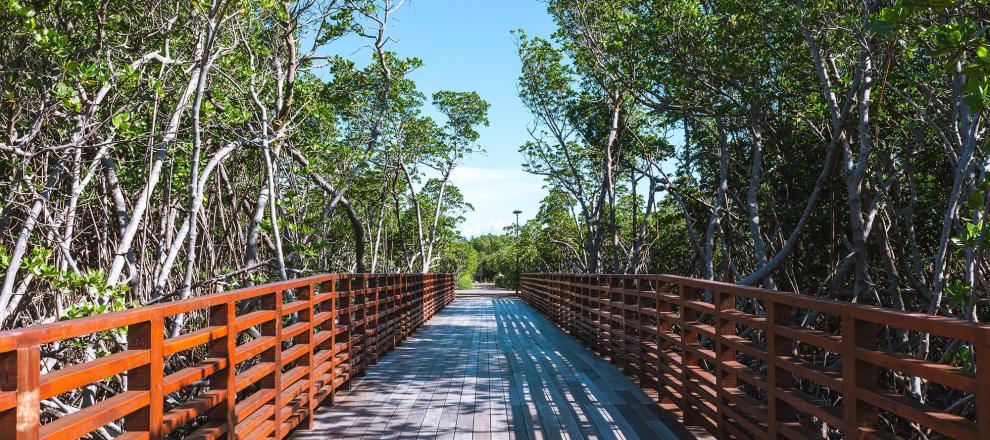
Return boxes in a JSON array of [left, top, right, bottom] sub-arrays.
[[520, 273, 989, 439], [0, 273, 455, 439]]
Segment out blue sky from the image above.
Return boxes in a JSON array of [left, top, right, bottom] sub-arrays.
[[327, 0, 558, 237]]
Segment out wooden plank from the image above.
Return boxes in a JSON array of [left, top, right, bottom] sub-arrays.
[[124, 318, 165, 439], [0, 346, 40, 440], [291, 294, 691, 440], [39, 349, 149, 400]]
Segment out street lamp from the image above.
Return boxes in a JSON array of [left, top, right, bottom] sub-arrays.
[[513, 210, 522, 293]]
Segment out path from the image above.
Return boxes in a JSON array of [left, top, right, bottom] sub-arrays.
[[291, 287, 691, 439]]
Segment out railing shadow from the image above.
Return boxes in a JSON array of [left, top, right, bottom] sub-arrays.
[[295, 297, 691, 439]]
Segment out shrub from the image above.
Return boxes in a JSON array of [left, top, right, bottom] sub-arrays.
[[456, 273, 474, 290]]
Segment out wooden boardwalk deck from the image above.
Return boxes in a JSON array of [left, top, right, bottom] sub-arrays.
[[291, 291, 691, 440]]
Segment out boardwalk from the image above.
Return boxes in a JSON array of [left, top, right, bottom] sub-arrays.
[[291, 287, 691, 440]]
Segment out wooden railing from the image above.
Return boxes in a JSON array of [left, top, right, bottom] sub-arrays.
[[0, 273, 454, 439], [521, 273, 988, 440]]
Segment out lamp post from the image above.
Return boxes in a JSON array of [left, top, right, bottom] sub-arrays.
[[513, 210, 522, 293]]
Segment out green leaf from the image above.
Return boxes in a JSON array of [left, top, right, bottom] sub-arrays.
[[946, 280, 972, 309], [963, 93, 984, 109], [923, 0, 955, 9], [947, 30, 963, 45], [967, 190, 984, 211], [870, 19, 895, 36]]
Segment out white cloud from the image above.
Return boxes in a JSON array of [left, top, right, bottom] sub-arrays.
[[448, 166, 546, 237]]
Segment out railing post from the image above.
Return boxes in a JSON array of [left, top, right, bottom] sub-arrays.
[[656, 281, 673, 407], [713, 289, 735, 439], [340, 277, 353, 391], [978, 341, 990, 435], [399, 275, 407, 343], [678, 283, 698, 427], [394, 274, 401, 348], [0, 346, 40, 440], [596, 275, 608, 358], [618, 277, 631, 374], [318, 278, 335, 403], [767, 300, 796, 440], [125, 318, 164, 439], [842, 316, 879, 437], [208, 302, 236, 435], [636, 278, 649, 386], [299, 282, 315, 429], [364, 276, 383, 364], [261, 290, 283, 439], [415, 274, 436, 322]]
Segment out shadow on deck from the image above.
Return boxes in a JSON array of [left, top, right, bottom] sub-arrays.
[[291, 292, 700, 440]]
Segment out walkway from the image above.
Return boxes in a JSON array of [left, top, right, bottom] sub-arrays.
[[291, 288, 691, 439]]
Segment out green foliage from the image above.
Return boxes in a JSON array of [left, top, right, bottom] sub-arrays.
[[433, 90, 490, 145], [945, 280, 972, 310], [944, 344, 975, 372], [437, 241, 479, 288], [456, 273, 473, 290], [0, 246, 10, 270], [14, 247, 133, 319]]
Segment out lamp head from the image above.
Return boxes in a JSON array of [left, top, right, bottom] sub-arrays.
[[513, 210, 522, 215]]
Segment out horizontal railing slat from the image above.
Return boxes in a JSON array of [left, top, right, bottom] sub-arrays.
[[39, 349, 149, 400], [0, 273, 455, 440], [520, 273, 990, 439]]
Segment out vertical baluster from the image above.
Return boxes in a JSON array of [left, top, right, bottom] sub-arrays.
[[427, 274, 434, 320], [385, 275, 391, 346], [841, 316, 878, 437], [394, 275, 401, 344], [0, 345, 40, 440], [369, 276, 378, 365], [125, 318, 164, 439], [636, 278, 649, 389], [398, 274, 406, 343], [573, 276, 579, 333], [383, 275, 390, 354], [766, 300, 796, 440], [414, 274, 419, 332], [566, 276, 572, 334], [610, 276, 621, 365], [208, 302, 236, 434], [298, 282, 314, 429], [420, 274, 426, 323], [656, 282, 674, 407], [394, 275, 400, 348], [623, 277, 635, 375], [260, 290, 283, 438], [678, 283, 698, 426], [357, 275, 368, 377], [319, 278, 335, 404], [587, 276, 594, 347], [378, 275, 385, 360], [713, 289, 736, 438], [376, 275, 383, 357], [341, 277, 353, 392], [420, 274, 425, 322], [597, 275, 608, 358], [406, 276, 412, 342], [977, 341, 990, 435]]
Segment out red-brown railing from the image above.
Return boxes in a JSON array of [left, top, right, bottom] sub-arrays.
[[521, 273, 989, 440], [0, 273, 454, 439]]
